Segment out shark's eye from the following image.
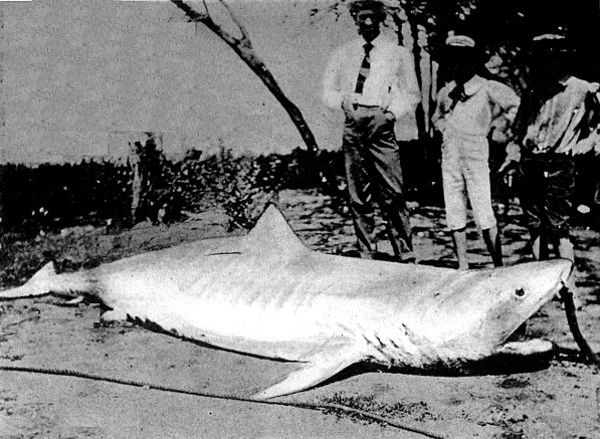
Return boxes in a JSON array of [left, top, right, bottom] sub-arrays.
[[515, 288, 526, 297]]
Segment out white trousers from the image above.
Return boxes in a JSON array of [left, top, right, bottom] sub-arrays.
[[441, 129, 496, 231]]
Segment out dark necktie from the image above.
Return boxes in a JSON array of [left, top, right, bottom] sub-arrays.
[[354, 42, 373, 95], [448, 82, 466, 111]]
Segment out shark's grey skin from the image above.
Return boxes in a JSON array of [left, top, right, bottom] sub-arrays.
[[0, 206, 572, 399]]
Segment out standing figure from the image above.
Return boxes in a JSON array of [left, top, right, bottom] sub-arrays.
[[500, 32, 600, 306], [433, 35, 520, 270], [322, 0, 421, 261]]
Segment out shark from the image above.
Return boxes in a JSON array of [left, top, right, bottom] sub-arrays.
[[0, 205, 572, 399]]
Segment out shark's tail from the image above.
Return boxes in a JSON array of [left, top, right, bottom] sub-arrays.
[[0, 262, 58, 300]]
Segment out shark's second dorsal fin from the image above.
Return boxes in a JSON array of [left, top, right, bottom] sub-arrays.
[[243, 204, 308, 256]]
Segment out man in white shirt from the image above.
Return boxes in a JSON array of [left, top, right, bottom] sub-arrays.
[[322, 0, 421, 261]]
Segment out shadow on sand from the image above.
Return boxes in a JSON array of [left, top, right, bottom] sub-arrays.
[[318, 348, 558, 391]]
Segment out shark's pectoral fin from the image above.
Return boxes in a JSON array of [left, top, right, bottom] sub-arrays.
[[252, 348, 364, 400]]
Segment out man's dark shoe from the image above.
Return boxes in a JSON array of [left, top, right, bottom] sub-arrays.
[[340, 249, 363, 259], [372, 252, 416, 263], [372, 252, 397, 262]]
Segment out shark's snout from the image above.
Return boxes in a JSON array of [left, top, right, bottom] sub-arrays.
[[534, 258, 573, 296], [524, 258, 574, 305], [557, 258, 574, 285]]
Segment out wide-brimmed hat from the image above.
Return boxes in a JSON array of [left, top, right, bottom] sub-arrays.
[[530, 27, 575, 55], [440, 33, 482, 64], [530, 23, 575, 56], [445, 34, 476, 49]]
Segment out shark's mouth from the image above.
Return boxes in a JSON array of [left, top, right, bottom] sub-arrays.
[[490, 313, 556, 359], [456, 338, 558, 376], [488, 278, 568, 361], [492, 338, 556, 358]]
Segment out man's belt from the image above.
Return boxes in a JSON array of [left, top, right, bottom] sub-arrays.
[[353, 103, 381, 110]]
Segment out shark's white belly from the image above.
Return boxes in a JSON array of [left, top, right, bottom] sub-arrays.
[[97, 252, 390, 361]]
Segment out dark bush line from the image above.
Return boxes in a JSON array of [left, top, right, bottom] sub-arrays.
[[0, 160, 133, 233], [0, 146, 346, 233], [0, 142, 597, 234]]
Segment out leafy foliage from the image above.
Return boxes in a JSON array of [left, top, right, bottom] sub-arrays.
[[0, 146, 347, 233], [1, 143, 597, 234], [171, 147, 345, 230], [0, 160, 132, 234], [311, 0, 599, 93]]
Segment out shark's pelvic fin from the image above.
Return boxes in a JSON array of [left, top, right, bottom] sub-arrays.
[[100, 308, 130, 322], [252, 347, 364, 400], [243, 204, 309, 257]]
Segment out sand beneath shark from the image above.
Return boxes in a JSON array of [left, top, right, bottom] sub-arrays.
[[1, 189, 599, 438]]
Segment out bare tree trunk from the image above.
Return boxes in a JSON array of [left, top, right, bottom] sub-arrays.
[[391, 13, 405, 46], [392, 9, 426, 140], [128, 143, 143, 223], [408, 18, 423, 92], [407, 16, 426, 140], [170, 0, 321, 166], [0, 166, 4, 234], [428, 55, 436, 135]]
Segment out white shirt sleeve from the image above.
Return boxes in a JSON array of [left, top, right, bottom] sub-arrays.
[[572, 81, 600, 155], [322, 47, 345, 111], [487, 80, 520, 124], [387, 47, 421, 120], [431, 86, 450, 133]]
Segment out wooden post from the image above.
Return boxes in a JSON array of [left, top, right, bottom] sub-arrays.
[[129, 141, 143, 223]]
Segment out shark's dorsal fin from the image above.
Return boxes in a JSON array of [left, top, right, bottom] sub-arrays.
[[243, 204, 308, 256]]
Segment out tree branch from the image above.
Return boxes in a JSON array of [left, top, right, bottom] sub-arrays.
[[170, 0, 206, 22], [172, 0, 241, 47], [167, 0, 323, 179], [217, 0, 252, 48]]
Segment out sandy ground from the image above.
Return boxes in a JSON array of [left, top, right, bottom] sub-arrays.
[[1, 189, 599, 439]]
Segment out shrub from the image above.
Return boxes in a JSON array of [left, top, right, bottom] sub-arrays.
[[0, 159, 132, 234], [172, 148, 284, 230], [7, 141, 597, 233]]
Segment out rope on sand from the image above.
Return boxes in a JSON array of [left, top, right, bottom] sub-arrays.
[[0, 364, 449, 439], [560, 287, 600, 370]]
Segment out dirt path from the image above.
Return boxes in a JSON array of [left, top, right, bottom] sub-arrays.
[[1, 189, 599, 438]]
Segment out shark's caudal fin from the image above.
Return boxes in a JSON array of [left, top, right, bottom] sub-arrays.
[[252, 347, 363, 400], [0, 262, 58, 299], [243, 204, 309, 257]]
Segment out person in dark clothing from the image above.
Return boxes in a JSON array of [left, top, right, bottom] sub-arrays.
[[500, 32, 600, 308]]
